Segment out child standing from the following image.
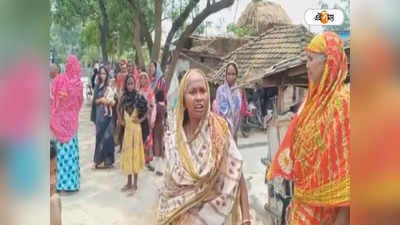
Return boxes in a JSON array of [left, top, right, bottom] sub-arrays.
[[153, 88, 167, 176], [50, 140, 62, 225], [118, 75, 148, 193]]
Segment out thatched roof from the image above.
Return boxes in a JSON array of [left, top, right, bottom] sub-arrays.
[[208, 24, 314, 85], [238, 0, 291, 35]]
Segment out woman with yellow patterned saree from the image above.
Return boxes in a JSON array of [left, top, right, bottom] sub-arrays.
[[158, 69, 251, 225], [267, 32, 350, 225]]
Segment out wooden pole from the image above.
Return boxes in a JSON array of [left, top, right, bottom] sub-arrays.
[[277, 85, 284, 114]]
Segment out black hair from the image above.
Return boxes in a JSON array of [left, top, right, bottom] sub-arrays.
[[98, 66, 110, 88], [93, 68, 98, 74], [123, 75, 136, 94], [50, 140, 57, 160], [150, 61, 157, 76], [178, 70, 186, 83], [155, 88, 164, 102], [135, 94, 148, 119], [120, 75, 138, 115], [183, 110, 189, 126], [226, 63, 238, 77]]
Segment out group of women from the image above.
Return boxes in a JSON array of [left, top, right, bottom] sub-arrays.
[[158, 31, 349, 225], [90, 59, 167, 194], [50, 31, 349, 225]]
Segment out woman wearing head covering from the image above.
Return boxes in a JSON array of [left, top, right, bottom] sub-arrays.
[[139, 72, 157, 166], [91, 66, 116, 168], [267, 32, 350, 225], [158, 69, 251, 225], [116, 59, 129, 98], [150, 61, 167, 101], [118, 75, 148, 193], [214, 62, 242, 142], [50, 55, 83, 191]]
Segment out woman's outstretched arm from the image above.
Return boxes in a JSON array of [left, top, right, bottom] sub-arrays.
[[239, 174, 251, 225]]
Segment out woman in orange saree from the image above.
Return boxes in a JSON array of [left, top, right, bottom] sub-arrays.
[[267, 32, 350, 225]]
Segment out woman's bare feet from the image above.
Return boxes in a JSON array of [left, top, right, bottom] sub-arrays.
[[127, 185, 138, 197], [121, 184, 133, 192]]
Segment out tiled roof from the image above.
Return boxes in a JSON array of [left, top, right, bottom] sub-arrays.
[[238, 37, 351, 87], [207, 24, 314, 84]]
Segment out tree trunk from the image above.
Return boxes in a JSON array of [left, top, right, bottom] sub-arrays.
[[164, 0, 235, 90], [141, 18, 153, 59], [151, 0, 163, 61], [160, 0, 200, 71], [98, 0, 109, 65], [133, 1, 145, 70], [128, 0, 153, 65]]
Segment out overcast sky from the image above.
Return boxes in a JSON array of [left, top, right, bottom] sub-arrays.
[[161, 0, 325, 42]]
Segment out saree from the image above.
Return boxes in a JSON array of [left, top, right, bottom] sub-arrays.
[[152, 63, 167, 102], [214, 62, 242, 139], [267, 32, 350, 225], [158, 70, 244, 225], [140, 73, 157, 162], [50, 55, 83, 143], [92, 84, 115, 166], [50, 55, 83, 191]]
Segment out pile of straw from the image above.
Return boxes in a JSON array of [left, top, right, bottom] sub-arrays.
[[238, 0, 291, 35]]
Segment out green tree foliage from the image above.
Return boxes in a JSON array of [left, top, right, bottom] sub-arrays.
[[227, 23, 257, 38], [50, 0, 155, 65], [50, 23, 83, 66]]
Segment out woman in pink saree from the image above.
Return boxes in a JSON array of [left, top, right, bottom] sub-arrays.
[[50, 55, 83, 191]]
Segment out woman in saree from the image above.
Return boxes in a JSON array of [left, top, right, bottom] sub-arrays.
[[214, 62, 242, 142], [158, 69, 251, 225], [139, 72, 157, 168], [50, 54, 83, 192], [150, 61, 167, 101], [267, 32, 350, 225], [91, 66, 116, 168]]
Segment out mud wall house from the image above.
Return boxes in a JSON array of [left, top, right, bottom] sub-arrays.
[[210, 24, 315, 113]]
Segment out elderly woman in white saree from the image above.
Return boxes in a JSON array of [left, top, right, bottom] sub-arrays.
[[158, 69, 251, 225]]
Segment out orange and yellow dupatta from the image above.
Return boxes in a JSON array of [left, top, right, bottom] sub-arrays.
[[268, 32, 350, 224]]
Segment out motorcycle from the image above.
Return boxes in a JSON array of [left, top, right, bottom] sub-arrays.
[[240, 97, 273, 138]]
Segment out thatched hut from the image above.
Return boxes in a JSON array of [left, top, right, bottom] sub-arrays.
[[237, 0, 291, 35]]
